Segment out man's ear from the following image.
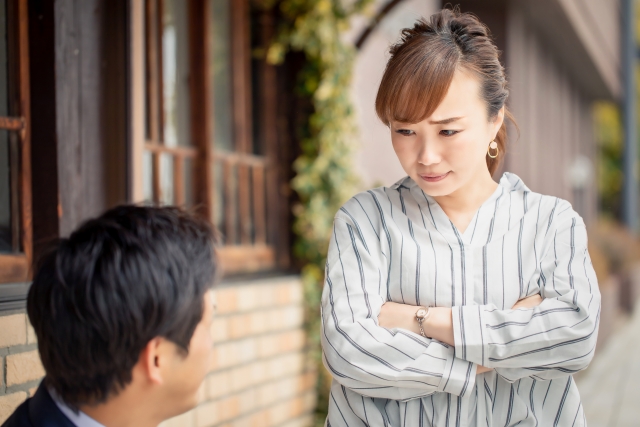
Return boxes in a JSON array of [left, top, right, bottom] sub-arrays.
[[137, 337, 165, 385]]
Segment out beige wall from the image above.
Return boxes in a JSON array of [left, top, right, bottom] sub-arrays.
[[0, 276, 314, 427], [349, 0, 616, 224], [162, 276, 315, 427], [515, 0, 621, 101], [556, 0, 621, 98], [505, 3, 599, 224], [349, 0, 441, 190]]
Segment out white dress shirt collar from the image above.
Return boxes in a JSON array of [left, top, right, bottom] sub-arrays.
[[48, 388, 106, 427]]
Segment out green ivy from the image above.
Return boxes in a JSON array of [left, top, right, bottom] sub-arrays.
[[267, 0, 374, 424], [593, 102, 623, 218]]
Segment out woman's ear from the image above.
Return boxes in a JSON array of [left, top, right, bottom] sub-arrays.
[[492, 106, 505, 137]]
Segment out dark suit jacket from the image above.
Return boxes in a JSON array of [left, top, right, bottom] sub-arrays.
[[2, 382, 75, 427]]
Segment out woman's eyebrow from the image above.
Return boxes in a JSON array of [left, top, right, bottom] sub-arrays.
[[428, 116, 464, 125]]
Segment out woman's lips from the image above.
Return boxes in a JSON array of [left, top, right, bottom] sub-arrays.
[[419, 172, 450, 183]]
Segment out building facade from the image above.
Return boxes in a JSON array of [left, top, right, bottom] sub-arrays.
[[0, 0, 314, 425], [0, 0, 622, 425], [350, 0, 620, 227]]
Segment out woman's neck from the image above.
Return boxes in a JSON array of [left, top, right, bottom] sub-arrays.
[[433, 170, 498, 233]]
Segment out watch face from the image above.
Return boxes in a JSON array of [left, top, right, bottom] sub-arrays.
[[416, 309, 427, 318]]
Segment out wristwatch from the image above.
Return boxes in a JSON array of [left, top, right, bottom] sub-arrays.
[[415, 307, 431, 338]]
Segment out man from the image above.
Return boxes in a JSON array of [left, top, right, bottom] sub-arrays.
[[3, 205, 218, 427]]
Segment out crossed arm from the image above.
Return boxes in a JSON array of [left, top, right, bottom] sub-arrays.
[[322, 213, 600, 400], [378, 294, 543, 374]]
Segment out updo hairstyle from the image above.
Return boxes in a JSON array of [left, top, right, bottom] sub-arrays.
[[375, 8, 516, 174]]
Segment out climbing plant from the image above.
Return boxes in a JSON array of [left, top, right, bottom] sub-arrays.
[[593, 102, 623, 219], [266, 0, 374, 424]]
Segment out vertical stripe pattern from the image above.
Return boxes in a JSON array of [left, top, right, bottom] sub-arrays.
[[321, 173, 600, 427]]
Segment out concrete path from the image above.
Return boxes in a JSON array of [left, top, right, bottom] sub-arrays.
[[576, 303, 640, 427]]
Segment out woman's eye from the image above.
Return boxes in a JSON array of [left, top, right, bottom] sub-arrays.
[[395, 129, 415, 136], [440, 130, 459, 137]]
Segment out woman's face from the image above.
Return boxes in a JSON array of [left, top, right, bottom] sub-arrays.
[[390, 68, 504, 197]]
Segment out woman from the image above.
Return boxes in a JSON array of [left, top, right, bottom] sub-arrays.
[[321, 8, 600, 427]]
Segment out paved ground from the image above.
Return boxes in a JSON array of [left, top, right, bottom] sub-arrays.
[[576, 302, 640, 427]]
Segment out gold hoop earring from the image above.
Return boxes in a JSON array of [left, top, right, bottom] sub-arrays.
[[487, 140, 499, 159]]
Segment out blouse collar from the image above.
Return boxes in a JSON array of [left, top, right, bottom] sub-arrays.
[[398, 172, 528, 246], [390, 171, 528, 194]]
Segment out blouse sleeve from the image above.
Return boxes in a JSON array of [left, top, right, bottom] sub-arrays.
[[450, 209, 601, 382], [321, 214, 476, 401]]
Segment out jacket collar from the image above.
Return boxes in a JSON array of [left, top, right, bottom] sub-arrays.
[[29, 382, 76, 427]]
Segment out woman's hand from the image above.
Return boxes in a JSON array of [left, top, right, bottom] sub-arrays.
[[379, 297, 542, 377], [512, 294, 543, 310], [379, 302, 493, 375], [477, 365, 493, 374], [378, 302, 456, 346], [378, 301, 421, 335]]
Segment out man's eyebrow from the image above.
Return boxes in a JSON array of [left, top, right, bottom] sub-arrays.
[[428, 116, 464, 125]]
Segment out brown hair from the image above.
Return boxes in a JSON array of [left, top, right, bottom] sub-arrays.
[[375, 8, 516, 174]]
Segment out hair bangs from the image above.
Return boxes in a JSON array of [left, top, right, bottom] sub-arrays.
[[376, 35, 459, 125]]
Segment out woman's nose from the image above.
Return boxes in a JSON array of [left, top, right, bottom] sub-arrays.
[[417, 140, 441, 166]]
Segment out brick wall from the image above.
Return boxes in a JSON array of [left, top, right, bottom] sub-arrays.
[[0, 276, 316, 427], [0, 312, 44, 424]]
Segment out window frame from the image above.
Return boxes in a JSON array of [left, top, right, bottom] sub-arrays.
[[130, 0, 285, 276], [0, 0, 33, 291]]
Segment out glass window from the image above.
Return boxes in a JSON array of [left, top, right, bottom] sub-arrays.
[[136, 0, 282, 274], [0, 0, 32, 286], [0, 0, 12, 253], [0, 129, 10, 252], [0, 0, 7, 117], [250, 6, 265, 156], [208, 0, 271, 252], [143, 0, 195, 207], [162, 0, 191, 148], [143, 150, 153, 203], [209, 0, 233, 152], [160, 152, 174, 204]]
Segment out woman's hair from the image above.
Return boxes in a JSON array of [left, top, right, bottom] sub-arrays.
[[375, 7, 516, 174]]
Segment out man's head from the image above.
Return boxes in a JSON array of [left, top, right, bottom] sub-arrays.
[[27, 205, 217, 420]]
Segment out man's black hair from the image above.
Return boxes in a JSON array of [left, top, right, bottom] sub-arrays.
[[27, 205, 217, 407]]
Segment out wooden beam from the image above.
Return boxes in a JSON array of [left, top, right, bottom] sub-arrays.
[[189, 0, 212, 217], [0, 254, 29, 283], [144, 142, 198, 157], [252, 165, 266, 245], [212, 151, 269, 167], [216, 245, 275, 275], [19, 0, 33, 270], [130, 0, 146, 202], [223, 160, 236, 244], [27, 0, 60, 258], [174, 154, 184, 206], [145, 0, 161, 143], [231, 0, 252, 153], [152, 151, 161, 203], [238, 164, 251, 244], [0, 116, 24, 131]]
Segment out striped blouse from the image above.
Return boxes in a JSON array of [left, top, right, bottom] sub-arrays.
[[321, 172, 600, 427]]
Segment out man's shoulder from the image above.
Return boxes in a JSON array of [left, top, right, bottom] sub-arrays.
[[2, 398, 33, 427], [2, 383, 75, 427]]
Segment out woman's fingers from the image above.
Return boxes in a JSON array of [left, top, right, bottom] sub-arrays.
[[477, 365, 493, 374], [512, 294, 543, 310]]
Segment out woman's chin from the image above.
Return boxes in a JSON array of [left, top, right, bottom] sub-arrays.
[[415, 175, 457, 197]]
